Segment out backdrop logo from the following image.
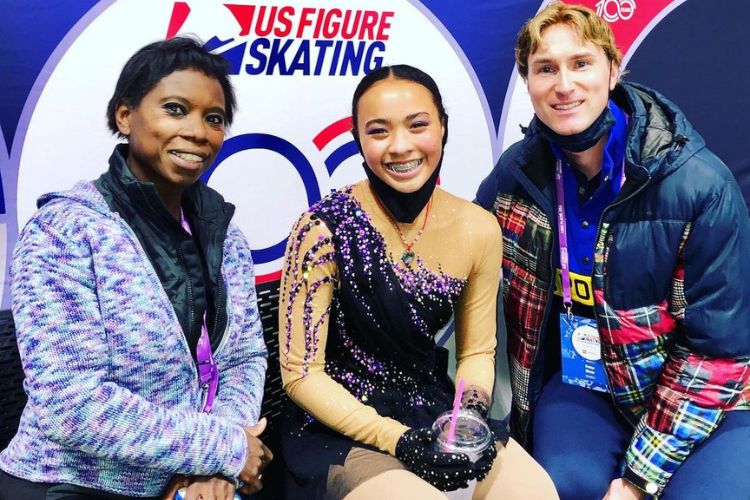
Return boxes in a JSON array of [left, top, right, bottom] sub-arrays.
[[596, 0, 636, 22], [15, 0, 495, 282], [201, 116, 356, 277], [168, 3, 392, 76]]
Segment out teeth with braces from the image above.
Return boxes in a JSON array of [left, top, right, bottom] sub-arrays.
[[385, 159, 422, 173]]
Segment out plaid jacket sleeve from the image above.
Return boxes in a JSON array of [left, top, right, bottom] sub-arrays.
[[624, 176, 750, 495]]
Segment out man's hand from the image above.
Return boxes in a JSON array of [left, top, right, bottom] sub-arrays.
[[238, 417, 274, 495], [603, 478, 647, 500]]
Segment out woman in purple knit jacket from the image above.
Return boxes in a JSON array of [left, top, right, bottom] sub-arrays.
[[0, 37, 270, 499]]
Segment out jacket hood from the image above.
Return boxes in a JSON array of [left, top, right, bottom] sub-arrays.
[[37, 179, 113, 216], [612, 81, 705, 182]]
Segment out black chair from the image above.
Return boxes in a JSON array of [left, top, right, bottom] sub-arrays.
[[0, 279, 288, 498], [254, 280, 287, 500], [0, 308, 27, 452]]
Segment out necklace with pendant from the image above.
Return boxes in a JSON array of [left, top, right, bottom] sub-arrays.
[[370, 186, 433, 265]]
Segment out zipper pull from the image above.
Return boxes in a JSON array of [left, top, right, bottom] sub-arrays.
[[671, 134, 689, 154]]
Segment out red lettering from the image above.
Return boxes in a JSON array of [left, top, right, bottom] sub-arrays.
[[322, 9, 342, 39], [341, 10, 361, 40], [297, 7, 316, 38], [376, 11, 394, 41], [313, 8, 325, 38], [255, 6, 275, 37], [359, 10, 378, 40], [275, 6, 294, 37]]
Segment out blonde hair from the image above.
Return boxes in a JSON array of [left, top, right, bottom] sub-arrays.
[[515, 2, 622, 79]]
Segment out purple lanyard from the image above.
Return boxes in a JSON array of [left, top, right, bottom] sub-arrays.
[[554, 159, 625, 316], [554, 160, 575, 316], [180, 211, 219, 413]]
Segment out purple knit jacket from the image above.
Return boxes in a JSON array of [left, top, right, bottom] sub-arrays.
[[0, 181, 267, 496]]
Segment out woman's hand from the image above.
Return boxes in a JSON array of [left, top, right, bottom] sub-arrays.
[[603, 478, 647, 500], [182, 476, 236, 500], [162, 418, 274, 499], [238, 417, 274, 495], [161, 475, 235, 500], [161, 474, 189, 499], [395, 427, 475, 491]]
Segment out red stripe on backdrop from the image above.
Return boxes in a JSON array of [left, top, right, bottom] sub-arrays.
[[166, 2, 191, 39], [313, 117, 353, 150], [256, 270, 282, 284], [224, 4, 254, 36]]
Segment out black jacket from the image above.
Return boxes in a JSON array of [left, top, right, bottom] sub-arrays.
[[94, 144, 234, 353]]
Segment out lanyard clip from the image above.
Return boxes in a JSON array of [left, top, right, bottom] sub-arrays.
[[199, 363, 219, 414], [564, 302, 573, 319]]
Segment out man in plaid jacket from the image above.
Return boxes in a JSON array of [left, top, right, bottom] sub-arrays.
[[476, 3, 750, 499]]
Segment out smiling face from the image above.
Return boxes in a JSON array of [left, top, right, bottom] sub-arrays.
[[526, 23, 618, 136], [356, 78, 445, 194], [115, 69, 227, 191]]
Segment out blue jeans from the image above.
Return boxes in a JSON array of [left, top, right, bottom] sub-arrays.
[[533, 373, 750, 500]]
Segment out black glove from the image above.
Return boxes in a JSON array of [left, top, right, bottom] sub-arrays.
[[473, 434, 498, 482], [395, 427, 475, 491]]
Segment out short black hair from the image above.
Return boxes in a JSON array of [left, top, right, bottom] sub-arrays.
[[106, 36, 237, 137], [351, 64, 448, 147]]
